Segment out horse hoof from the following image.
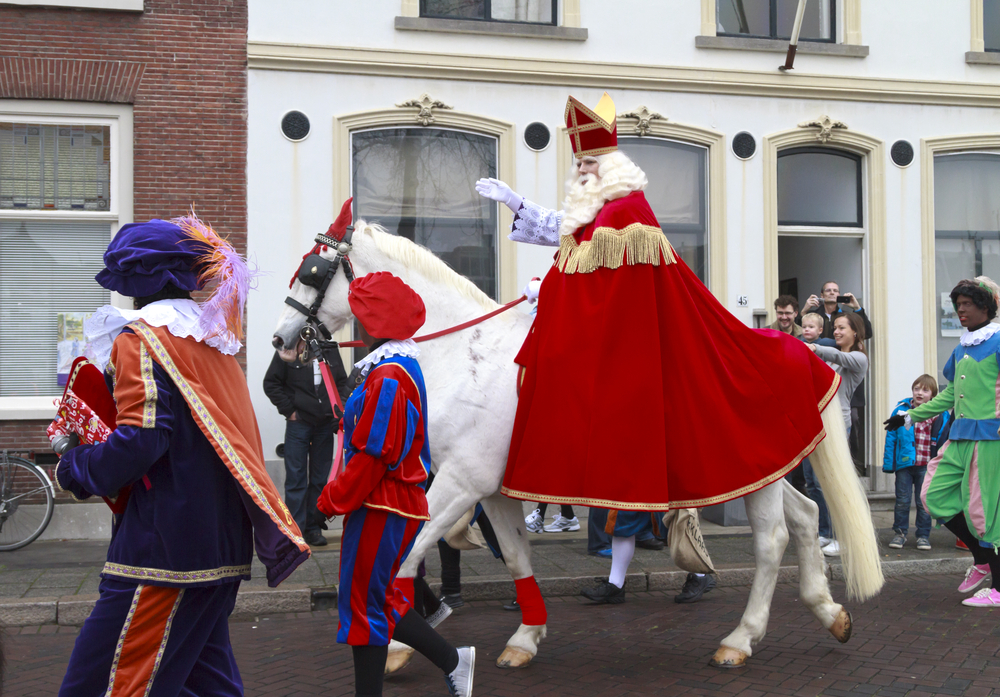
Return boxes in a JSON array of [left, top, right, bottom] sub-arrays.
[[709, 646, 748, 668], [829, 609, 853, 644], [384, 646, 414, 674], [496, 646, 533, 668]]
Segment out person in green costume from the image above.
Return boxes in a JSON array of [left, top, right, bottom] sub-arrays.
[[886, 277, 1000, 608]]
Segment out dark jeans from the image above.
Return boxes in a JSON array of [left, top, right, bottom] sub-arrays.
[[893, 466, 931, 539], [537, 503, 574, 518], [802, 457, 832, 539], [283, 419, 334, 535]]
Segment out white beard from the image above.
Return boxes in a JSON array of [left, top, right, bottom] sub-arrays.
[[559, 175, 606, 236]]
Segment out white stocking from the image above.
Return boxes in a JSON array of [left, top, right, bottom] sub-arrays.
[[609, 535, 635, 588]]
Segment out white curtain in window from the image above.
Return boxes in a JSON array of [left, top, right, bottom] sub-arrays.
[[934, 153, 1000, 233], [491, 0, 552, 23], [0, 220, 110, 397]]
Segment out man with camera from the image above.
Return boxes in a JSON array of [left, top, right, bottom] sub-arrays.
[[802, 281, 873, 341]]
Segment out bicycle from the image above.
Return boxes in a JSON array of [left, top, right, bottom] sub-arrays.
[[0, 450, 55, 551]]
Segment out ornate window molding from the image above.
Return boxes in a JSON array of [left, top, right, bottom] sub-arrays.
[[762, 125, 887, 488], [920, 133, 1000, 376], [333, 102, 517, 302], [555, 114, 728, 304]]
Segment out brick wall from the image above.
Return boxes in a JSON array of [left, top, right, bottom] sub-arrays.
[[0, 0, 248, 456]]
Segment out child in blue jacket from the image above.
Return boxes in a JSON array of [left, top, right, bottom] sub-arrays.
[[884, 374, 952, 550]]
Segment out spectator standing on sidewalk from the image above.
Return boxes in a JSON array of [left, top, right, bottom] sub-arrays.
[[525, 503, 579, 533], [264, 347, 349, 548], [883, 375, 952, 551], [769, 295, 803, 338], [790, 312, 839, 543], [807, 312, 869, 557]]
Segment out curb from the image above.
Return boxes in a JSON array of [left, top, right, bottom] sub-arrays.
[[0, 558, 974, 627]]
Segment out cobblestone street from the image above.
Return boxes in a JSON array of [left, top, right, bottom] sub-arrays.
[[6, 573, 1000, 696]]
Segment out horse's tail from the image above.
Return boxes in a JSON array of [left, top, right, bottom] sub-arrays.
[[809, 405, 884, 601]]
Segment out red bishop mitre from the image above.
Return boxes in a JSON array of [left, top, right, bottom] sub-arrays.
[[564, 92, 618, 158], [349, 272, 426, 341]]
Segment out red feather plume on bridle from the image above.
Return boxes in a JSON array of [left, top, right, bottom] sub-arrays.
[[289, 198, 354, 289]]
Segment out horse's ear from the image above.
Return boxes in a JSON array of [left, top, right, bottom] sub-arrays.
[[360, 221, 375, 237]]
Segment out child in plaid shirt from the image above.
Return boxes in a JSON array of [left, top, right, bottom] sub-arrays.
[[883, 374, 952, 550]]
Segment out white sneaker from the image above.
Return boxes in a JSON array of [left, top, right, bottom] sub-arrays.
[[543, 514, 580, 532], [818, 536, 833, 548], [525, 509, 543, 534], [426, 600, 452, 629], [445, 646, 475, 697], [822, 540, 841, 557]]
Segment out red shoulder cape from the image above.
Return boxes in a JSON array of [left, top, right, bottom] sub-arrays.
[[502, 191, 839, 510]]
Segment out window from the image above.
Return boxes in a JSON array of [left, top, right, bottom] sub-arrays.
[[777, 147, 862, 227], [351, 127, 500, 299], [618, 137, 709, 283], [421, 0, 556, 24], [0, 123, 111, 211], [0, 220, 110, 397], [933, 152, 1000, 381], [717, 0, 835, 42], [986, 0, 1000, 51]]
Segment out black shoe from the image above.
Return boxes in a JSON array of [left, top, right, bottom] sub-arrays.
[[304, 530, 328, 547], [674, 573, 716, 603], [441, 593, 464, 609], [635, 537, 665, 551], [503, 598, 519, 611], [581, 579, 626, 604]]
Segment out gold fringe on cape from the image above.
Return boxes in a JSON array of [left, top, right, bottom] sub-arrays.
[[555, 223, 677, 274]]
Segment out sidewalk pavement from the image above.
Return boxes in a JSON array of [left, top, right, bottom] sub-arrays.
[[0, 504, 972, 627]]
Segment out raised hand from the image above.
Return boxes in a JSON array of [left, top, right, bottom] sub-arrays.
[[475, 177, 523, 213]]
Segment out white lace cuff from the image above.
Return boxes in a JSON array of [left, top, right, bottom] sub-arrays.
[[509, 200, 562, 247]]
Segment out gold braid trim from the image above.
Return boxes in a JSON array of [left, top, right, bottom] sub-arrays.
[[556, 223, 676, 274]]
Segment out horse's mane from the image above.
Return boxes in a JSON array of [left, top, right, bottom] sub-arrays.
[[358, 221, 498, 312]]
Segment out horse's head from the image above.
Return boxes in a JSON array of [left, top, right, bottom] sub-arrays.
[[271, 222, 379, 362]]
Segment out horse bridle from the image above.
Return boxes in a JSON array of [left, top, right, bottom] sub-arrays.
[[284, 225, 356, 356]]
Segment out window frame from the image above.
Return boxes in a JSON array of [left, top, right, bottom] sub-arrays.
[[716, 0, 837, 43], [776, 146, 864, 228], [419, 0, 558, 26], [0, 100, 133, 419], [616, 135, 711, 283], [349, 124, 502, 301]]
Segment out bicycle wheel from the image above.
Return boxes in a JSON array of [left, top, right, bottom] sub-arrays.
[[0, 455, 55, 551]]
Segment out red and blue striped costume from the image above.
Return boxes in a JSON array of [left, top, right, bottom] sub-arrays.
[[317, 353, 431, 646]]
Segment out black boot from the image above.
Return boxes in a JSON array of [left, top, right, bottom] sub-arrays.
[[674, 573, 716, 603], [581, 578, 625, 604]]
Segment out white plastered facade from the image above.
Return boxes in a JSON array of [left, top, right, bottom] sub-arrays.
[[246, 0, 1000, 494]]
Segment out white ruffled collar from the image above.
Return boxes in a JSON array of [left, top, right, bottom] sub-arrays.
[[84, 299, 242, 371], [354, 339, 420, 377], [960, 322, 1000, 347]]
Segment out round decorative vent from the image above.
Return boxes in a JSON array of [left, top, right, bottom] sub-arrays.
[[281, 111, 310, 142], [524, 122, 551, 152], [891, 140, 914, 167], [732, 131, 756, 160]]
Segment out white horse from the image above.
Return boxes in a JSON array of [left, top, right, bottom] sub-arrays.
[[271, 222, 884, 669]]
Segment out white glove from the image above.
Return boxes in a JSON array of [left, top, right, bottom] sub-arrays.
[[475, 177, 523, 213], [901, 411, 912, 429], [523, 278, 541, 303]]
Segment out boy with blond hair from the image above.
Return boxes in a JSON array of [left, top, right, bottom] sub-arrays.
[[884, 375, 952, 551]]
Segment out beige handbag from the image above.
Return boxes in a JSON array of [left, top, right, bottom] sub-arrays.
[[662, 508, 716, 575], [443, 507, 485, 551]]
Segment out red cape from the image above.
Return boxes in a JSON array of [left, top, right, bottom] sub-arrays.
[[502, 191, 839, 510]]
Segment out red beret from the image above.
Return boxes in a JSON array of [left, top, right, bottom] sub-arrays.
[[348, 272, 426, 340]]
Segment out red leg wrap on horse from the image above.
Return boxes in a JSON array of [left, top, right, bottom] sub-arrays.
[[395, 576, 416, 608], [515, 576, 547, 625]]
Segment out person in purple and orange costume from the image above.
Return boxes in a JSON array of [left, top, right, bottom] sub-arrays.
[[317, 272, 475, 697], [56, 217, 310, 697]]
